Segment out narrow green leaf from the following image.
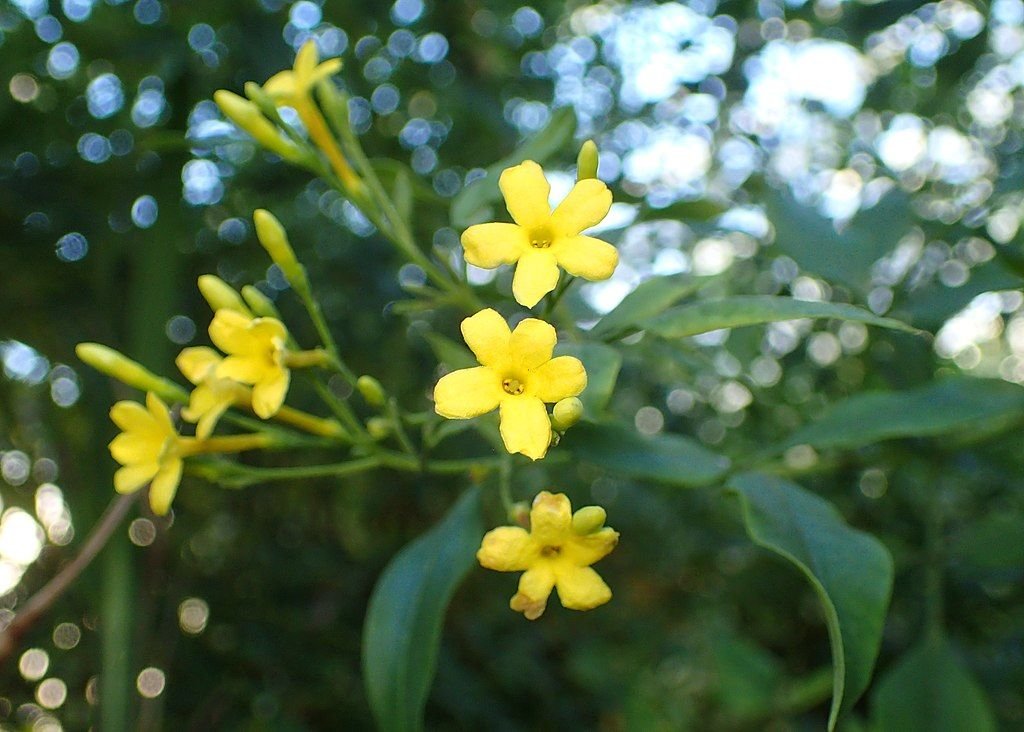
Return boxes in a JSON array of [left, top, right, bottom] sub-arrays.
[[362, 487, 484, 732], [567, 421, 730, 487], [648, 296, 922, 339], [778, 377, 1024, 452], [952, 511, 1024, 571], [591, 274, 712, 340], [727, 473, 893, 731], [424, 333, 476, 370], [392, 168, 413, 222], [871, 636, 997, 732], [555, 342, 621, 416], [450, 107, 577, 228]]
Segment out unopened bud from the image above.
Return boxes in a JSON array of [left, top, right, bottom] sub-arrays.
[[241, 285, 282, 320], [75, 343, 187, 402], [551, 397, 584, 432], [571, 506, 607, 535], [511, 501, 531, 528], [577, 140, 599, 181], [253, 209, 309, 292], [198, 275, 251, 316], [367, 416, 391, 440], [214, 90, 304, 163], [356, 375, 386, 407]]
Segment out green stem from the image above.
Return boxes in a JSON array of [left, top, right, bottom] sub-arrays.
[[384, 397, 418, 456], [499, 454, 514, 521], [312, 378, 369, 442]]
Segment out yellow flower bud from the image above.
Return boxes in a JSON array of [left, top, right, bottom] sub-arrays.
[[253, 209, 309, 292], [577, 139, 599, 181], [367, 416, 391, 440], [356, 375, 386, 407], [571, 505, 607, 535], [76, 343, 187, 402], [198, 275, 251, 316], [511, 501, 531, 528], [551, 396, 584, 432], [214, 90, 304, 163], [240, 285, 282, 320]]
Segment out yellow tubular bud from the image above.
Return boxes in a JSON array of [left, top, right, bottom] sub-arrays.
[[240, 285, 282, 320], [76, 343, 187, 402], [253, 209, 309, 292], [356, 375, 386, 407], [577, 139, 600, 181], [214, 90, 304, 163], [198, 275, 252, 316], [571, 505, 607, 535], [551, 397, 584, 432]]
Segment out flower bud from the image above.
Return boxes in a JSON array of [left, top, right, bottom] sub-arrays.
[[253, 209, 309, 293], [240, 285, 282, 320], [511, 501, 531, 528], [571, 505, 607, 535], [198, 275, 252, 317], [367, 416, 391, 440], [577, 140, 599, 181], [76, 343, 187, 402], [551, 397, 584, 432], [356, 375, 386, 407], [214, 90, 304, 163]]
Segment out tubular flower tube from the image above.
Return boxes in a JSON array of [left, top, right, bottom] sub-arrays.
[[477, 491, 619, 620], [460, 160, 619, 308], [432, 308, 586, 460], [208, 310, 292, 419], [176, 346, 246, 440]]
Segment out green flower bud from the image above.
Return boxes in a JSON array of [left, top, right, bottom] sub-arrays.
[[198, 275, 251, 316], [356, 375, 386, 407], [367, 416, 391, 440], [240, 285, 282, 320], [551, 397, 584, 432], [253, 209, 309, 293], [577, 139, 599, 181], [75, 343, 187, 402], [571, 506, 607, 535]]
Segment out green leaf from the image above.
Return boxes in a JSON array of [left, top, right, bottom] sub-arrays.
[[591, 274, 712, 341], [901, 257, 1024, 331], [362, 487, 484, 732], [778, 377, 1024, 452], [555, 342, 621, 416], [392, 168, 413, 222], [567, 421, 730, 487], [647, 296, 922, 340], [952, 511, 1024, 571], [424, 333, 476, 370], [450, 107, 577, 228], [871, 636, 997, 732], [727, 473, 893, 731]]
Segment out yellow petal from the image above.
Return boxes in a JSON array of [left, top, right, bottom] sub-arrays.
[[553, 565, 612, 611], [145, 392, 175, 435], [433, 367, 503, 419], [499, 160, 551, 229], [460, 309, 511, 368], [528, 491, 572, 545], [148, 459, 183, 515], [309, 58, 342, 86], [565, 527, 619, 566], [509, 318, 556, 372], [510, 565, 556, 620], [530, 356, 587, 403], [109, 433, 158, 465], [461, 223, 527, 269], [512, 250, 559, 308], [209, 309, 258, 356], [498, 396, 551, 460], [114, 463, 158, 494], [109, 401, 152, 432], [250, 316, 289, 345], [252, 370, 290, 418], [263, 70, 296, 100], [294, 40, 320, 79], [549, 178, 612, 236], [476, 526, 537, 571], [195, 403, 230, 440], [554, 235, 619, 281], [176, 347, 221, 384], [216, 355, 268, 384]]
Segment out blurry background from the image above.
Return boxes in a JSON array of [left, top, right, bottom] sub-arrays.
[[2, 0, 1024, 728]]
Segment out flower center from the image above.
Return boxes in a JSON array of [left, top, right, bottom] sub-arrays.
[[502, 377, 525, 395], [529, 226, 553, 249], [540, 545, 562, 557]]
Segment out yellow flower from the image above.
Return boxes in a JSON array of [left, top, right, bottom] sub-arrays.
[[208, 310, 291, 419], [108, 392, 184, 515], [433, 308, 586, 460], [477, 491, 618, 620], [461, 160, 619, 308], [263, 40, 342, 106], [176, 346, 246, 439]]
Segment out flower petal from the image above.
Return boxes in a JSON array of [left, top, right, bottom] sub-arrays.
[[114, 463, 159, 494], [263, 70, 296, 100], [309, 58, 342, 86], [477, 526, 537, 571], [554, 235, 619, 281], [434, 367, 503, 419], [499, 161, 551, 229], [109, 433, 158, 465], [461, 223, 527, 269], [109, 401, 152, 432], [499, 397, 551, 460], [510, 318, 556, 372], [145, 392, 175, 435], [209, 309, 257, 356], [176, 346, 221, 384], [252, 370, 290, 419], [195, 401, 231, 440], [250, 317, 288, 345], [549, 178, 612, 236], [530, 356, 587, 403], [553, 566, 612, 611], [148, 458, 183, 516], [528, 491, 572, 545], [565, 527, 620, 567], [294, 40, 320, 80], [512, 250, 559, 308], [460, 308, 511, 368], [216, 355, 268, 384], [510, 565, 556, 620]]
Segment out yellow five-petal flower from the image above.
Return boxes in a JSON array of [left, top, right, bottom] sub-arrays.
[[263, 40, 343, 107], [208, 310, 291, 419], [108, 392, 184, 515], [477, 491, 618, 620], [461, 160, 619, 308], [433, 308, 586, 460], [177, 346, 246, 439]]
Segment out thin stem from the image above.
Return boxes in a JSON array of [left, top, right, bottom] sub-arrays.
[[0, 492, 139, 662], [312, 378, 369, 442], [384, 397, 418, 456], [499, 454, 515, 520]]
